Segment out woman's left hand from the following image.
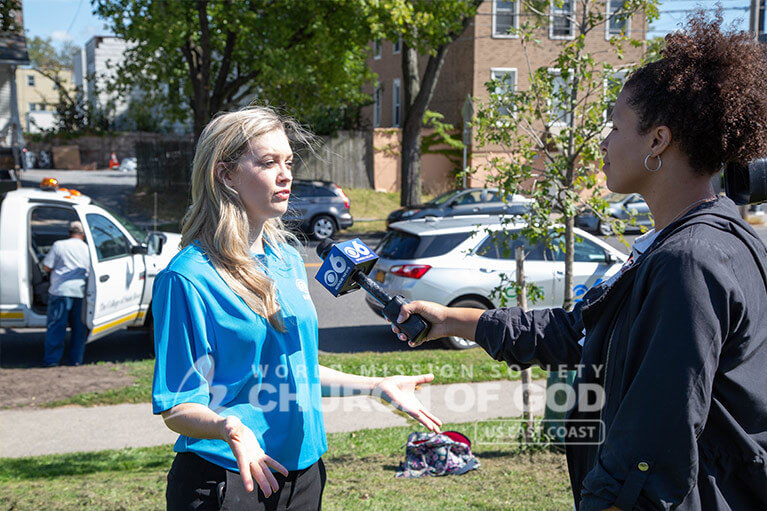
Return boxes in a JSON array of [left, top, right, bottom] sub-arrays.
[[373, 374, 442, 433]]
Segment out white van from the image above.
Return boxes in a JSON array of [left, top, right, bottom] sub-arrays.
[[0, 179, 180, 341]]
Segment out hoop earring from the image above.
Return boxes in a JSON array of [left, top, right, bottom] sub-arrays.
[[644, 154, 661, 172]]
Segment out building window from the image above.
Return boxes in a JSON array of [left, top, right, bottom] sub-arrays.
[[373, 85, 382, 128], [373, 40, 382, 60], [606, 0, 630, 38], [29, 103, 37, 112], [550, 0, 575, 40], [392, 78, 401, 127], [490, 68, 517, 118], [27, 74, 35, 87], [493, 0, 519, 37], [393, 37, 402, 54], [549, 69, 573, 126]]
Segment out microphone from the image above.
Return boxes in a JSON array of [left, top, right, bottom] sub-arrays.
[[315, 238, 431, 345]]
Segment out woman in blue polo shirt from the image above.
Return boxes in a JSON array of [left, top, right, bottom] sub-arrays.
[[152, 106, 442, 511]]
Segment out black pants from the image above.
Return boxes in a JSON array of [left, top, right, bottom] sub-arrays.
[[166, 452, 326, 511]]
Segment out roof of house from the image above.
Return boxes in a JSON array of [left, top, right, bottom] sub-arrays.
[[0, 32, 30, 65]]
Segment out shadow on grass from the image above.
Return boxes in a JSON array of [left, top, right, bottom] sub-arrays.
[[0, 447, 174, 481]]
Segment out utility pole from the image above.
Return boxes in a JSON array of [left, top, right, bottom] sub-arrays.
[[750, 0, 766, 40]]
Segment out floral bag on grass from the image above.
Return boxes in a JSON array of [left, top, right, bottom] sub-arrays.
[[395, 430, 480, 478]]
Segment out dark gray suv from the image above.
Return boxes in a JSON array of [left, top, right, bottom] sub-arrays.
[[284, 179, 354, 240], [386, 188, 532, 227]]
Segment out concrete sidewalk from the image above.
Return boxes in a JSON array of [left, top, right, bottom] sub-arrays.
[[0, 380, 547, 458]]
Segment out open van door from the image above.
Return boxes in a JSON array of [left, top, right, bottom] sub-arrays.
[[74, 204, 146, 341]]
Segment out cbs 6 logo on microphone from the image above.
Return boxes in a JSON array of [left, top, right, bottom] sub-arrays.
[[323, 254, 348, 287], [341, 240, 371, 260]]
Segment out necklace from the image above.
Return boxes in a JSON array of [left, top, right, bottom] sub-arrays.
[[664, 195, 717, 228]]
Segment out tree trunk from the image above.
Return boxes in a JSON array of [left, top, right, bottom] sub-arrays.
[[401, 111, 423, 207], [397, 1, 478, 207], [401, 44, 422, 207], [193, 108, 209, 145], [563, 214, 575, 311], [515, 246, 534, 444], [399, 43, 448, 207]]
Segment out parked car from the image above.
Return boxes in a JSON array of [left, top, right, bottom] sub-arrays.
[[283, 179, 353, 240], [386, 187, 532, 227], [575, 193, 653, 236], [365, 215, 627, 349], [118, 157, 137, 172]]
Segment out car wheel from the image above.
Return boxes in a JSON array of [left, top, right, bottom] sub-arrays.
[[597, 219, 614, 236], [310, 215, 337, 240], [440, 298, 488, 350]]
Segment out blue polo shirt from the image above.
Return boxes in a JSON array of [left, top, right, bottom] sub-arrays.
[[151, 241, 327, 472]]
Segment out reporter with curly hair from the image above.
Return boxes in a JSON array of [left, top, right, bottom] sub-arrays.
[[393, 13, 767, 511]]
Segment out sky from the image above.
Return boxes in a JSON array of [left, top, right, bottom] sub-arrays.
[[21, 0, 753, 50]]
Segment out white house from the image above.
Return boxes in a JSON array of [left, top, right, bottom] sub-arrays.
[[1, 18, 31, 168]]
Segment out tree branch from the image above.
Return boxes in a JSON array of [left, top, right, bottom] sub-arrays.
[[211, 28, 237, 113]]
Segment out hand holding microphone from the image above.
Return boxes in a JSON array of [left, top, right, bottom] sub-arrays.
[[390, 300, 451, 347], [394, 300, 487, 347], [314, 238, 432, 345]]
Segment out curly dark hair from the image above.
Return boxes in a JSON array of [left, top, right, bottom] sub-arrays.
[[625, 10, 767, 175]]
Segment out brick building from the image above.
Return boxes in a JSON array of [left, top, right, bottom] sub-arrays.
[[362, 0, 647, 193]]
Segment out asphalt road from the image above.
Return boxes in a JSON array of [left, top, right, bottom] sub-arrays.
[[19, 169, 138, 220], [0, 239, 408, 368], [4, 169, 766, 367]]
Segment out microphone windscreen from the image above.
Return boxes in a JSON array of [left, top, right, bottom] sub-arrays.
[[316, 239, 335, 260]]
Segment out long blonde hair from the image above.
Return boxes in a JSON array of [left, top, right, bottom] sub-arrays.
[[181, 106, 308, 331]]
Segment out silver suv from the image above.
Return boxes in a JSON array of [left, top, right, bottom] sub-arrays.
[[365, 215, 627, 349]]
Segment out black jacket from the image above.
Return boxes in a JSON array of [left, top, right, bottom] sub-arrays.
[[474, 197, 767, 510]]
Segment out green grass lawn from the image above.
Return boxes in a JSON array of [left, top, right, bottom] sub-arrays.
[[42, 350, 546, 408], [0, 420, 572, 510], [344, 188, 401, 234]]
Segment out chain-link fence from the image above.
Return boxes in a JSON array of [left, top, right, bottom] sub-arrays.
[[136, 131, 374, 191], [135, 140, 194, 190]]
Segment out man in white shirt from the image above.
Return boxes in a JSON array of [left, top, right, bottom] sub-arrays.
[[42, 221, 91, 367]]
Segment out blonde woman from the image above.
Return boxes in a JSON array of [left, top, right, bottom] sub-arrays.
[[152, 106, 441, 511]]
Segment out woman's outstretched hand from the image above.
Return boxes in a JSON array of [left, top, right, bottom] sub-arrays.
[[373, 373, 443, 433], [220, 416, 289, 497]]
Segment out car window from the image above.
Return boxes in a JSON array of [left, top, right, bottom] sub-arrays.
[[30, 206, 79, 258], [418, 232, 472, 258], [291, 183, 312, 198], [475, 231, 549, 261], [313, 186, 337, 198], [427, 189, 461, 206], [91, 200, 145, 242], [376, 230, 421, 259], [627, 194, 645, 205], [86, 213, 132, 262], [549, 235, 608, 263], [603, 192, 629, 203], [483, 190, 500, 202], [455, 191, 482, 205]]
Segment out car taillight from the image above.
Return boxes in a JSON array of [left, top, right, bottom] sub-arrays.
[[389, 264, 431, 279], [335, 186, 350, 209]]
